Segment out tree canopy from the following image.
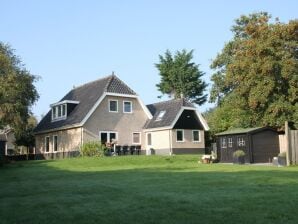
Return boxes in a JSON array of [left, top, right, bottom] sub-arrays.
[[0, 42, 39, 131], [156, 49, 207, 105], [208, 12, 298, 132]]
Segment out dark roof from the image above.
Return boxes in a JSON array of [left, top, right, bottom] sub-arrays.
[[215, 127, 276, 136], [34, 74, 137, 133], [144, 98, 195, 129]]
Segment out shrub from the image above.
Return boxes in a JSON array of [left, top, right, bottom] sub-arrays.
[[80, 141, 106, 157], [233, 150, 246, 158]]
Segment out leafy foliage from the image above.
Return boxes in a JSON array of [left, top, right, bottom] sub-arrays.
[[209, 12, 298, 130], [156, 49, 207, 105], [14, 116, 38, 147], [233, 150, 246, 158], [0, 42, 39, 131], [80, 141, 106, 157]]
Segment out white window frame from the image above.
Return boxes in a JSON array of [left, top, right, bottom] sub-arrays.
[[99, 131, 118, 143], [192, 130, 201, 142], [228, 137, 233, 148], [132, 132, 141, 144], [108, 99, 118, 113], [221, 137, 227, 148], [53, 135, 58, 152], [45, 136, 50, 153], [123, 101, 132, 113], [238, 137, 245, 146], [176, 129, 184, 142], [52, 104, 67, 121], [146, 133, 152, 146]]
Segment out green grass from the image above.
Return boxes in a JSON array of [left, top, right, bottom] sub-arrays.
[[1, 155, 298, 224]]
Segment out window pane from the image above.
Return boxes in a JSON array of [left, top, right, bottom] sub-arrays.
[[221, 138, 227, 148], [193, 131, 199, 141], [124, 101, 132, 113], [133, 133, 140, 144], [45, 137, 50, 152], [100, 133, 108, 144], [52, 107, 56, 119], [58, 105, 62, 117], [53, 136, 58, 151], [62, 104, 66, 116], [177, 130, 183, 141], [147, 133, 152, 145], [109, 133, 117, 142], [109, 100, 117, 112]]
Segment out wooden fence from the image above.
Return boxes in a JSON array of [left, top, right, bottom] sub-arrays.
[[285, 122, 298, 165]]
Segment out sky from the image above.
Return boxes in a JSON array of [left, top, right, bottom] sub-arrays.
[[1, 0, 297, 121]]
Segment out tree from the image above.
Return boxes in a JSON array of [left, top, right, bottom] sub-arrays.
[[0, 42, 39, 131], [14, 115, 38, 148], [156, 49, 207, 105], [209, 12, 298, 130]]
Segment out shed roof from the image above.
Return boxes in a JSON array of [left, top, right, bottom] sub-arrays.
[[215, 127, 274, 136]]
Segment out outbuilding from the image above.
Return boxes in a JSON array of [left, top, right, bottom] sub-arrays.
[[216, 127, 280, 163]]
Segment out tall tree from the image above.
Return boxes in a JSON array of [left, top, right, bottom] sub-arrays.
[[209, 12, 298, 130], [0, 42, 39, 131], [156, 49, 207, 105]]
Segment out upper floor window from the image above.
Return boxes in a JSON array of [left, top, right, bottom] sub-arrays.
[[156, 110, 166, 121], [109, 100, 118, 112], [52, 104, 66, 121], [123, 101, 132, 113]]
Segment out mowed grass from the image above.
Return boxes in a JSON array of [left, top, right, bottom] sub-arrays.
[[1, 155, 298, 224]]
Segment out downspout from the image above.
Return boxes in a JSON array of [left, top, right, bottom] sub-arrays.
[[169, 129, 173, 155]]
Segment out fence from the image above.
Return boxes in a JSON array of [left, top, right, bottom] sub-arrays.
[[285, 122, 298, 165]]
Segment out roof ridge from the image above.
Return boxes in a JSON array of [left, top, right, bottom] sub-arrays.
[[104, 74, 137, 95], [72, 74, 113, 91], [147, 98, 190, 106]]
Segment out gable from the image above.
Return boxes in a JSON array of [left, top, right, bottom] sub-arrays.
[[173, 110, 204, 129]]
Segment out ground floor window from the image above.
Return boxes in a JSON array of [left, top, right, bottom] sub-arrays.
[[238, 137, 245, 146], [53, 135, 58, 152], [176, 130, 184, 142], [147, 133, 152, 146], [192, 130, 200, 142], [228, 138, 233, 148], [45, 136, 50, 152], [100, 131, 118, 144], [132, 132, 141, 144], [221, 138, 227, 148]]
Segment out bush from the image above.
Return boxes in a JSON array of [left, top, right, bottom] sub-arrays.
[[233, 150, 246, 158], [80, 141, 106, 157]]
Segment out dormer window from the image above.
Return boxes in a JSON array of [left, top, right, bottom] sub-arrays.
[[51, 100, 79, 122], [155, 110, 166, 121]]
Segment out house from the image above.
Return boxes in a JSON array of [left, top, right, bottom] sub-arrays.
[[215, 127, 280, 163], [0, 128, 15, 156], [34, 74, 209, 159]]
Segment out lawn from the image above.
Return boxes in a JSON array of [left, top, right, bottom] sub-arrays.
[[1, 155, 298, 224]]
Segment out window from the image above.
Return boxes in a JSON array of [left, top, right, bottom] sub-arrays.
[[109, 100, 118, 112], [192, 130, 200, 142], [221, 138, 227, 148], [176, 130, 184, 142], [228, 138, 233, 147], [123, 101, 132, 113], [147, 133, 152, 146], [100, 132, 118, 144], [155, 110, 166, 121], [132, 132, 141, 144], [238, 137, 245, 146], [52, 104, 67, 121], [53, 136, 58, 152], [45, 136, 50, 153]]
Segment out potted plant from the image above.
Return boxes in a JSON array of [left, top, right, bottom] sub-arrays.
[[278, 152, 287, 166], [233, 150, 246, 164]]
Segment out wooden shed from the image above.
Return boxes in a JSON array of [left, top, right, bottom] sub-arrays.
[[216, 127, 280, 163]]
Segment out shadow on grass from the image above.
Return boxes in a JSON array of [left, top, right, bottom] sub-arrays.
[[0, 157, 298, 224]]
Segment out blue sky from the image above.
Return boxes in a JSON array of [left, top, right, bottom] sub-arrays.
[[1, 0, 297, 120]]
